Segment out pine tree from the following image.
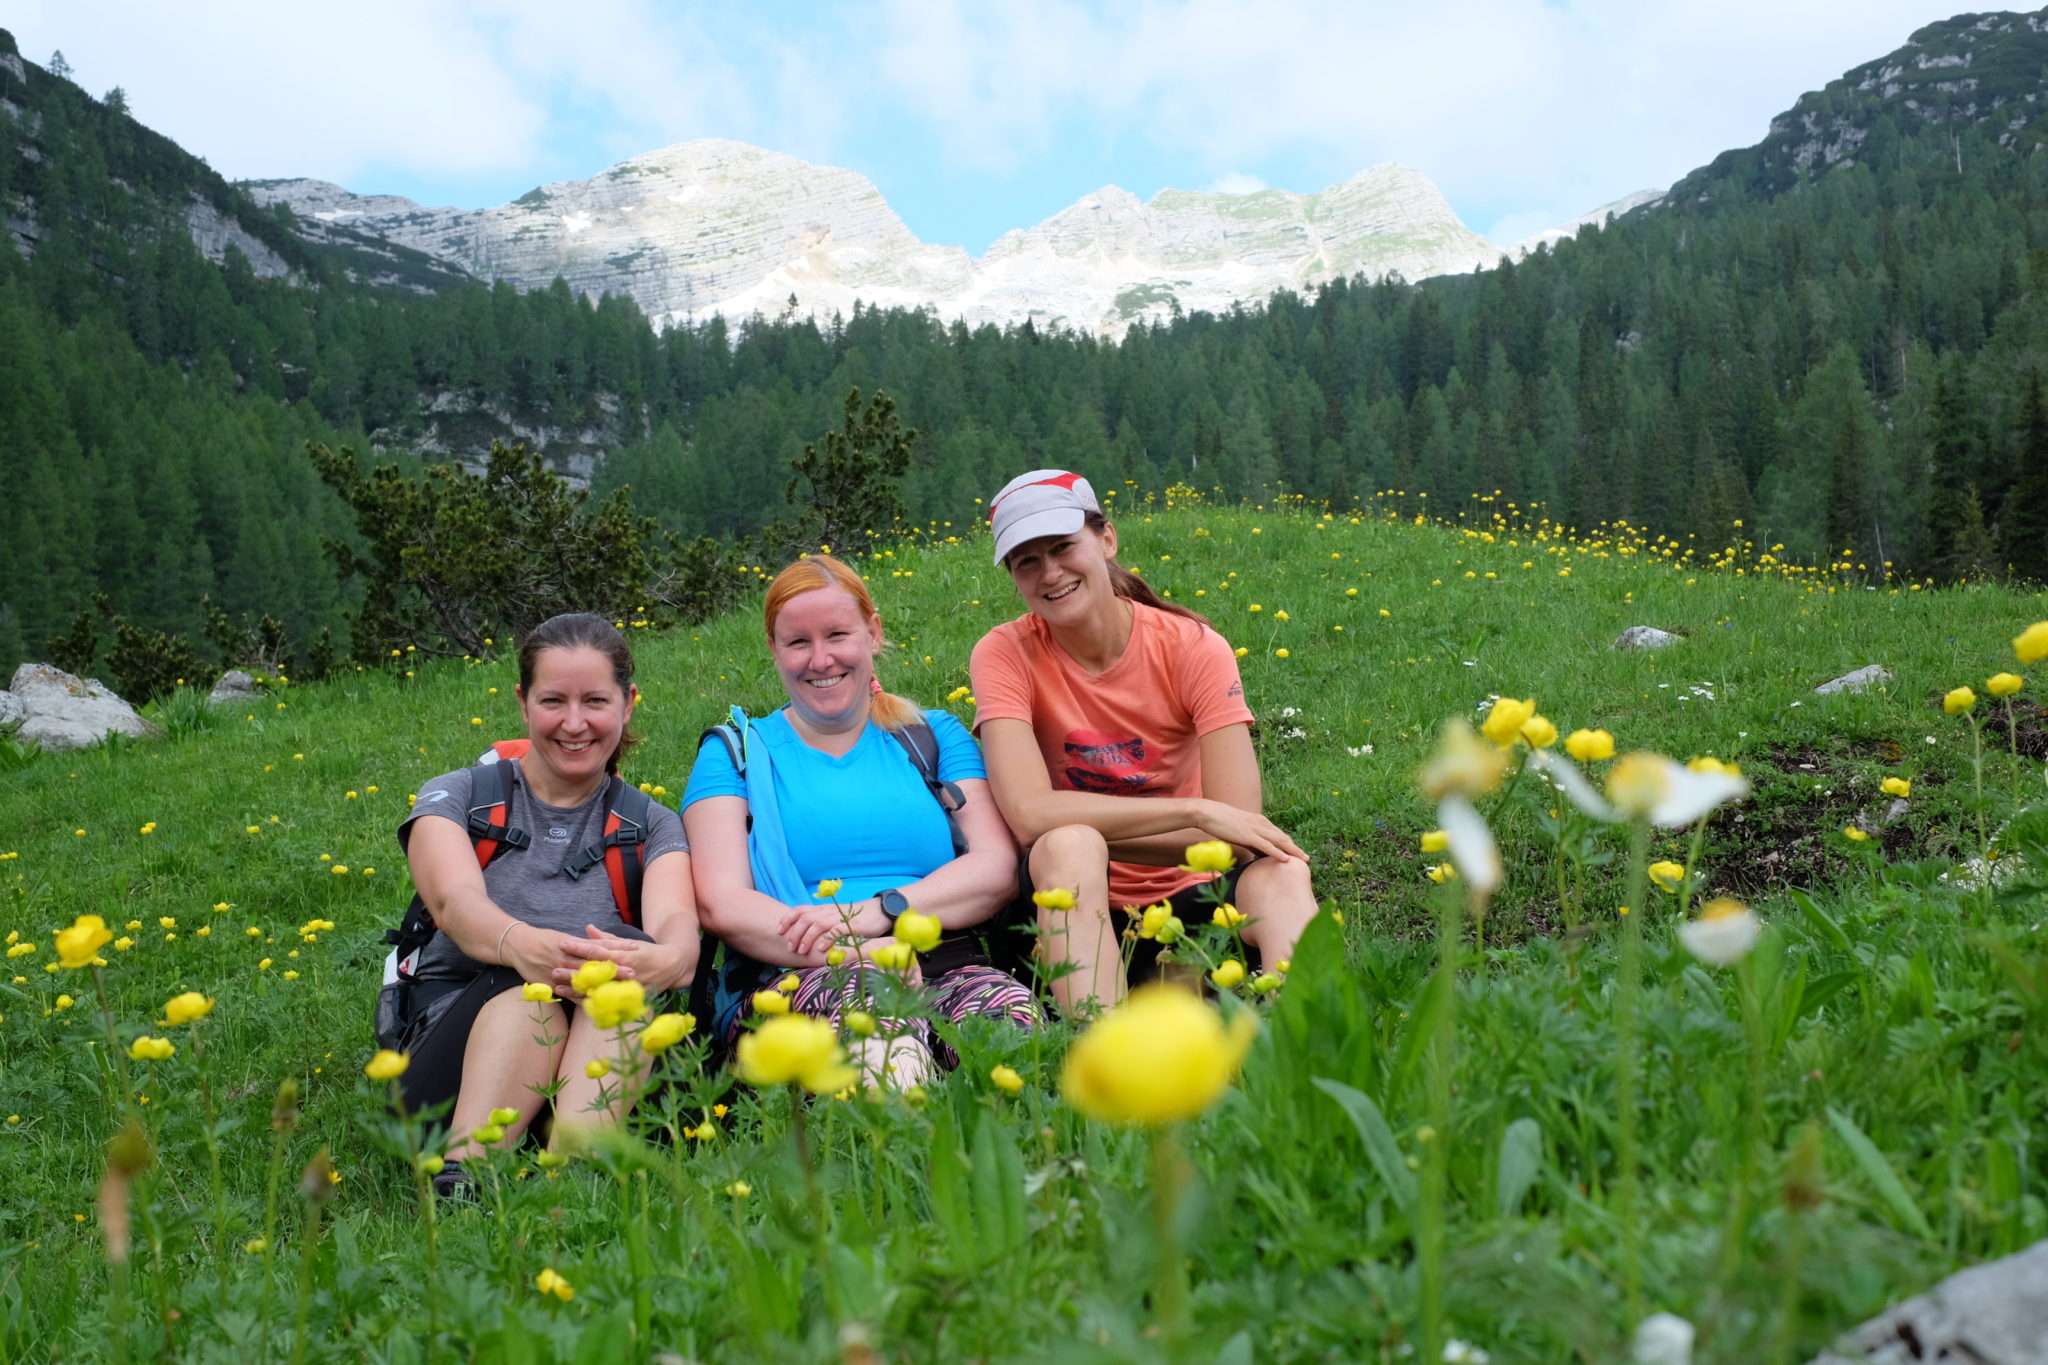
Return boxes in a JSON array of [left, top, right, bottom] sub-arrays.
[[2000, 371, 2048, 582]]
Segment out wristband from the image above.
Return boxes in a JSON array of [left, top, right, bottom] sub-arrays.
[[494, 919, 520, 965]]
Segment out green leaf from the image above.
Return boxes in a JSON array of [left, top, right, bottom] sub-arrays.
[[1827, 1107, 1933, 1239], [1796, 970, 1859, 1019], [1389, 970, 1450, 1099], [1496, 1117, 1543, 1220], [1790, 888, 1852, 953], [969, 1112, 1027, 1258], [928, 1105, 975, 1266], [1312, 1077, 1418, 1216]]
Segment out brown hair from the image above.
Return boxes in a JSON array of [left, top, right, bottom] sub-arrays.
[[1082, 510, 1211, 627], [516, 612, 640, 775], [762, 555, 922, 732]]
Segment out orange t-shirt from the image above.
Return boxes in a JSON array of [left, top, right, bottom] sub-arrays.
[[969, 600, 1256, 907]]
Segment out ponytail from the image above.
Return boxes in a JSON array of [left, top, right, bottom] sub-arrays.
[[866, 675, 925, 734], [1087, 511, 1211, 627]]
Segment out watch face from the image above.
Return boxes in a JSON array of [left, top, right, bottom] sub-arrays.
[[880, 889, 909, 916]]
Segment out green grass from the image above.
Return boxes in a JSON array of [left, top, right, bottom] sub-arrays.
[[2, 494, 2045, 1363]]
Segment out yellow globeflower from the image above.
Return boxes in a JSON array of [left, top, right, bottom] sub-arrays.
[[583, 979, 647, 1030], [163, 992, 215, 1026], [870, 941, 916, 971], [363, 1050, 409, 1081], [1987, 672, 2023, 698], [585, 1058, 611, 1079], [735, 1014, 859, 1093], [1843, 826, 1870, 842], [128, 1036, 175, 1061], [1881, 776, 1911, 799], [521, 982, 555, 1003], [1943, 686, 1977, 716], [1519, 714, 1559, 749], [640, 1011, 694, 1054], [54, 915, 113, 969], [894, 911, 942, 952], [1565, 728, 1616, 762], [1211, 903, 1247, 929], [1687, 756, 1739, 777], [535, 1268, 574, 1302], [1209, 960, 1247, 990], [568, 959, 617, 994], [1180, 841, 1235, 874], [1420, 829, 1448, 853], [1032, 887, 1077, 912], [488, 1107, 521, 1126], [1481, 697, 1536, 747], [751, 990, 792, 1016], [1648, 861, 1686, 893], [2014, 620, 2048, 664], [990, 1065, 1025, 1095], [1060, 986, 1258, 1126], [844, 1011, 877, 1037], [814, 878, 844, 899]]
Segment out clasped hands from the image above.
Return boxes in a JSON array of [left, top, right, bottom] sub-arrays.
[[507, 923, 696, 1000]]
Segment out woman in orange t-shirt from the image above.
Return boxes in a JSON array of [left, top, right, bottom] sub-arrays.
[[969, 469, 1319, 1016]]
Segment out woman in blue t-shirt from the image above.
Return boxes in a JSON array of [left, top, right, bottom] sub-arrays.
[[683, 555, 1034, 1085]]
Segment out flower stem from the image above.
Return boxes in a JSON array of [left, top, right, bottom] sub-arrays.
[[790, 1091, 841, 1323], [1150, 1124, 1190, 1355], [191, 1021, 232, 1309], [1616, 819, 1649, 1314]]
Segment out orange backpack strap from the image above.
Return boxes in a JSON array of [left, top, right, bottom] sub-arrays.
[[564, 777, 652, 926], [466, 752, 530, 867]]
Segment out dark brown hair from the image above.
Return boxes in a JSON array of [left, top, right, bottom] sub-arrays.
[[1082, 510, 1211, 627], [516, 612, 640, 774]]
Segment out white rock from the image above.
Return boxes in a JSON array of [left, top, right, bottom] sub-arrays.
[[1807, 1238, 2048, 1363], [0, 689, 23, 732], [1613, 626, 1680, 650], [8, 663, 155, 752], [1815, 665, 1893, 696], [245, 141, 1504, 341], [208, 670, 259, 704]]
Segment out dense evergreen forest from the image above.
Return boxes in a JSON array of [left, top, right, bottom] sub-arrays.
[[6, 13, 2048, 673]]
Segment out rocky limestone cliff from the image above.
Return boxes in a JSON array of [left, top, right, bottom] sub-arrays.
[[1510, 188, 1664, 258], [247, 141, 1509, 339]]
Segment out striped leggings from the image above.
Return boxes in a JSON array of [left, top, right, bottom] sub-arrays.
[[738, 963, 1037, 1068]]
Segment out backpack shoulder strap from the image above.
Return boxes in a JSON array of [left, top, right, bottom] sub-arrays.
[[888, 717, 968, 856], [465, 755, 531, 867], [563, 776, 656, 927]]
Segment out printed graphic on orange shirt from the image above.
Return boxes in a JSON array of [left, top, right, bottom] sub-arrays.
[[1063, 730, 1155, 793]]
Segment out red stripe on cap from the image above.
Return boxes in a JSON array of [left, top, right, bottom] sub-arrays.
[[988, 471, 1087, 522]]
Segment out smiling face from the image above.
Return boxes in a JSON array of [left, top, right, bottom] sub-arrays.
[[516, 645, 635, 793], [769, 586, 884, 733], [1004, 521, 1120, 627]]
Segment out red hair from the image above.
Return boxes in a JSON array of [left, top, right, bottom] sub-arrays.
[[762, 555, 921, 732]]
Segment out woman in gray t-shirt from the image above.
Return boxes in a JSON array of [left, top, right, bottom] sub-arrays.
[[396, 614, 695, 1192]]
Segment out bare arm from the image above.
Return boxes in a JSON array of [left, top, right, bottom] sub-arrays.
[[980, 717, 1306, 862], [683, 796, 844, 968], [777, 777, 1019, 956], [556, 848, 700, 995], [405, 814, 594, 987]]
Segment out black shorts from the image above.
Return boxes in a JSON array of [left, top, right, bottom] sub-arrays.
[[395, 966, 563, 1127], [1018, 858, 1247, 983]]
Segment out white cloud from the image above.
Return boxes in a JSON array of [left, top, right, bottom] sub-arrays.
[[1208, 172, 1269, 195]]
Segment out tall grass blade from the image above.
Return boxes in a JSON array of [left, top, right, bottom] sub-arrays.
[[1826, 1108, 1933, 1240], [1312, 1077, 1419, 1216]]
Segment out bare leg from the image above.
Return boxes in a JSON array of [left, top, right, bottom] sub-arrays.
[[548, 1009, 650, 1150], [1029, 824, 1121, 1017], [444, 988, 566, 1161], [850, 1032, 934, 1090], [1236, 856, 1319, 968]]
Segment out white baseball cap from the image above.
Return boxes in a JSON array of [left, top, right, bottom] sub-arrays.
[[988, 469, 1100, 565]]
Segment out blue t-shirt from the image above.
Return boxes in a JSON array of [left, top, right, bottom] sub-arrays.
[[682, 709, 985, 901]]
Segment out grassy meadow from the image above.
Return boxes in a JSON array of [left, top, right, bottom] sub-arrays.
[[3, 490, 2046, 1364]]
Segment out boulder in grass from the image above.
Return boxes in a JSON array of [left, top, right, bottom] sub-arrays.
[[1807, 1238, 2048, 1364], [1613, 626, 1679, 650], [1815, 665, 1892, 696], [0, 689, 23, 733], [8, 663, 155, 752], [208, 670, 259, 705]]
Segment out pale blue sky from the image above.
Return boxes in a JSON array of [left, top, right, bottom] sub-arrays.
[[11, 0, 1969, 253]]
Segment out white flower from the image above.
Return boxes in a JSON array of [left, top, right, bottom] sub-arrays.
[[1676, 900, 1760, 967], [1631, 1312, 1694, 1365], [1346, 744, 1374, 757], [1443, 1342, 1491, 1364], [1438, 794, 1501, 897]]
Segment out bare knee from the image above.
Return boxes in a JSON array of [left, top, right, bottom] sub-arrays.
[[1241, 855, 1315, 902], [1029, 824, 1108, 882]]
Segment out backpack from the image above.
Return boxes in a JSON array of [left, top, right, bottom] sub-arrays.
[[694, 708, 1005, 1036], [372, 740, 657, 1051]]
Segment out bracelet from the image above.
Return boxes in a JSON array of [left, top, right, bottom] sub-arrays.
[[494, 919, 520, 965]]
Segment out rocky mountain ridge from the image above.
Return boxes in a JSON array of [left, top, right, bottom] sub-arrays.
[[247, 140, 1556, 339]]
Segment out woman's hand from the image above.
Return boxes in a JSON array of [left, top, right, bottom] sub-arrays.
[[556, 925, 697, 996], [499, 922, 593, 994], [777, 898, 889, 958], [1191, 799, 1310, 865]]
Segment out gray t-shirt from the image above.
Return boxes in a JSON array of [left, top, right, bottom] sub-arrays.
[[399, 761, 688, 981]]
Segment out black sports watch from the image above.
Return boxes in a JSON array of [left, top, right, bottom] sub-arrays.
[[877, 887, 910, 919]]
